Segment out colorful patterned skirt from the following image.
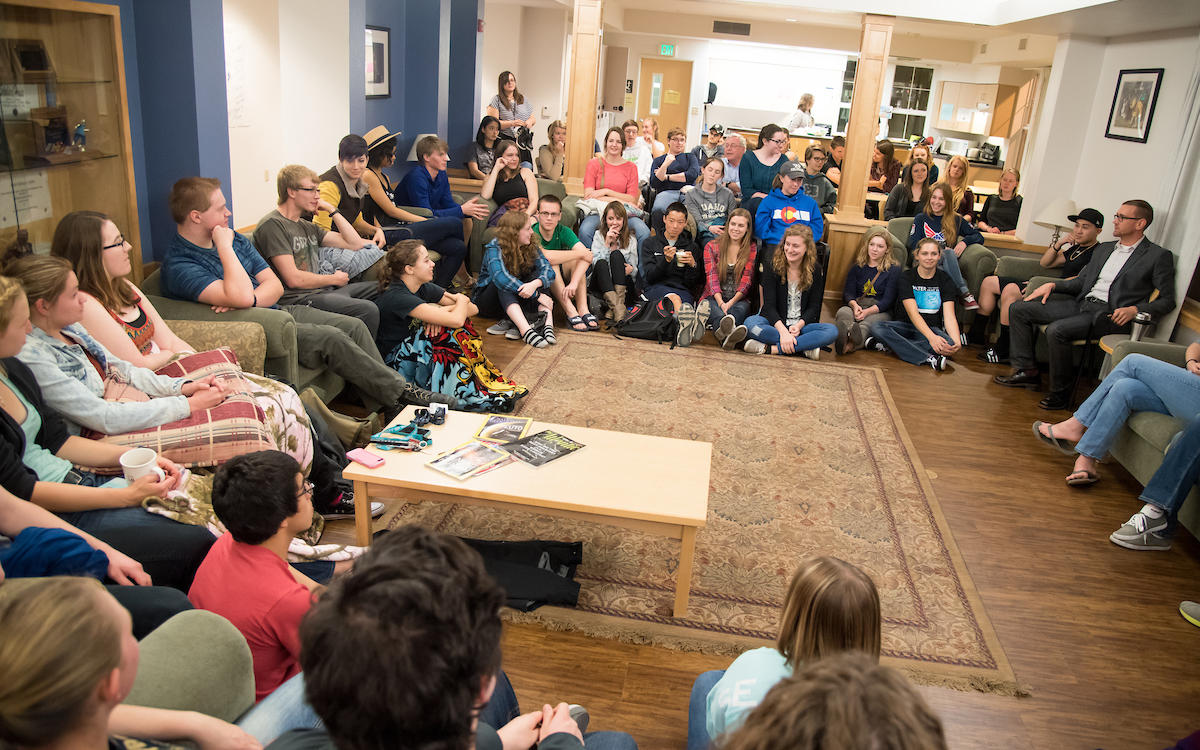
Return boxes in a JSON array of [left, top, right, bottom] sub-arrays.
[[383, 320, 526, 412]]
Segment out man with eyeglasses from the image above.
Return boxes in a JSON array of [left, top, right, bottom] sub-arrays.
[[532, 194, 596, 331], [649, 127, 702, 231], [190, 451, 355, 737], [798, 145, 837, 215], [995, 199, 1177, 411], [250, 160, 384, 338]]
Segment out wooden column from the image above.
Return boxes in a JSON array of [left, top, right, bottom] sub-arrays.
[[835, 14, 894, 219], [564, 0, 602, 192]]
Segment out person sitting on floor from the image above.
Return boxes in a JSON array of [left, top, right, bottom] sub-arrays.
[[834, 226, 901, 355], [161, 176, 454, 422], [467, 116, 501, 179], [395, 135, 491, 242], [252, 163, 382, 337], [588, 201, 638, 324], [189, 450, 343, 716], [532, 194, 597, 332], [744, 225, 837, 359], [472, 211, 556, 350], [687, 556, 881, 750], [866, 237, 962, 371], [683, 158, 736, 248], [361, 125, 470, 289], [640, 202, 703, 313], [907, 182, 982, 310], [698, 208, 756, 350], [267, 524, 639, 750], [753, 162, 824, 268], [649, 128, 702, 231], [579, 127, 651, 251], [972, 207, 1101, 364], [715, 653, 946, 750], [994, 199, 1176, 411], [375, 240, 526, 412], [976, 167, 1023, 235], [798, 145, 837, 215]]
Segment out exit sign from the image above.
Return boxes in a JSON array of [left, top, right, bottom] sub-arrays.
[[659, 43, 675, 57]]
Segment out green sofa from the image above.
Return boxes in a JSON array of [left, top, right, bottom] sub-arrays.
[[139, 269, 345, 402], [1106, 339, 1200, 538], [885, 216, 997, 328]]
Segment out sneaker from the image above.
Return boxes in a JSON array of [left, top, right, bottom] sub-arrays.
[[961, 293, 980, 311], [977, 347, 1000, 364], [959, 332, 970, 347], [834, 318, 851, 355], [1110, 512, 1171, 550], [690, 311, 707, 345], [722, 324, 748, 351], [802, 348, 820, 360], [486, 319, 513, 336], [716, 314, 736, 341], [932, 355, 949, 371], [505, 324, 522, 340], [568, 704, 590, 734], [744, 339, 768, 354], [401, 382, 457, 409], [1181, 601, 1200, 628], [320, 492, 385, 520], [863, 336, 886, 352]]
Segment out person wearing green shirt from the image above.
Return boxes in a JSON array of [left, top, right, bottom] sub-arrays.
[[532, 194, 597, 331]]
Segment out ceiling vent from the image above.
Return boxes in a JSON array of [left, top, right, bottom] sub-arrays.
[[1018, 37, 1028, 50], [980, 42, 988, 54], [713, 20, 751, 36]]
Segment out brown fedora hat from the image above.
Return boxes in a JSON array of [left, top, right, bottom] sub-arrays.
[[365, 125, 401, 151]]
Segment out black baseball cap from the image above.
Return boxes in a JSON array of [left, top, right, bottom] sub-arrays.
[[709, 124, 725, 134], [1068, 208, 1103, 229]]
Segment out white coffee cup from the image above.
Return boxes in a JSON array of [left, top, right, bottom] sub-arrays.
[[120, 448, 166, 483]]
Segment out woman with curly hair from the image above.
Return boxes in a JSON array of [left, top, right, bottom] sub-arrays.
[[471, 210, 556, 348], [743, 225, 838, 358], [375, 240, 525, 412]]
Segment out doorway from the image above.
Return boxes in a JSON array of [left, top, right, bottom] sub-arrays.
[[637, 57, 692, 136]]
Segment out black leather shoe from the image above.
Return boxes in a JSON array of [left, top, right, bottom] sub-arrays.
[[1038, 392, 1071, 411], [993, 370, 1041, 388]]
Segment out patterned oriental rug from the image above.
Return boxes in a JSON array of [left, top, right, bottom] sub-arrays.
[[383, 336, 1021, 695]]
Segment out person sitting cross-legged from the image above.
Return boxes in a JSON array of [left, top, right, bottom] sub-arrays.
[[532, 195, 596, 332], [744, 225, 837, 359], [866, 238, 962, 371], [472, 211, 556, 349]]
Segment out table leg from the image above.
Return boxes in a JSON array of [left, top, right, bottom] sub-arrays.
[[673, 525, 697, 618], [354, 479, 372, 546]]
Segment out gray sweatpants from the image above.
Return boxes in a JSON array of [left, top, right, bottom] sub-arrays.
[[284, 304, 406, 409]]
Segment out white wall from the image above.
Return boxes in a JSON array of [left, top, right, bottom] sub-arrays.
[[222, 0, 349, 227], [223, 0, 282, 228], [706, 41, 847, 131], [480, 4, 568, 152], [481, 2, 523, 127]]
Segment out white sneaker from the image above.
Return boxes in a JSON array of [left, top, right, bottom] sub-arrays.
[[1110, 512, 1171, 550], [487, 319, 514, 336], [802, 348, 820, 360], [744, 339, 768, 354]]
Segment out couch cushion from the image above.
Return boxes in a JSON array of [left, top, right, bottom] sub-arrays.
[[1125, 411, 1186, 453]]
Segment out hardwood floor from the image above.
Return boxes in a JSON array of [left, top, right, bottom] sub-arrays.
[[325, 322, 1200, 750]]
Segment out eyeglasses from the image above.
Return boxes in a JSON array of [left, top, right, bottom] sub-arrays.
[[102, 236, 127, 250], [538, 211, 561, 218], [770, 138, 789, 146], [1112, 213, 1140, 223], [295, 186, 320, 193]]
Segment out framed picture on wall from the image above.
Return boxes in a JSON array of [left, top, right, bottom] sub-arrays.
[[1105, 68, 1163, 143], [365, 26, 389, 99]]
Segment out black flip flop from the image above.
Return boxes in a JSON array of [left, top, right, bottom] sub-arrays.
[[1032, 421, 1076, 456]]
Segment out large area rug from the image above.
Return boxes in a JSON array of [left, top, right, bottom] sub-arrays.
[[384, 335, 1020, 695]]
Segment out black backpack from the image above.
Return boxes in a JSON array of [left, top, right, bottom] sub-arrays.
[[613, 296, 678, 347]]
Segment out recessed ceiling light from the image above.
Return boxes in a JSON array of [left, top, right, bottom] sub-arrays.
[[786, 17, 798, 22]]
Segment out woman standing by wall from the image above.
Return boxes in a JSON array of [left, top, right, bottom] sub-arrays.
[[486, 71, 535, 167]]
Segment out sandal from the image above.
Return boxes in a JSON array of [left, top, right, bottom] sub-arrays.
[[567, 315, 588, 332], [1032, 421, 1076, 456], [521, 327, 549, 349], [542, 322, 557, 345], [582, 313, 600, 331], [1065, 469, 1100, 486]]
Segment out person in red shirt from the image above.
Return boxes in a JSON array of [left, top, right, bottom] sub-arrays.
[[189, 451, 336, 700]]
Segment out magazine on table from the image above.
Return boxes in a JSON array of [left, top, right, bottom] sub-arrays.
[[474, 415, 533, 444], [498, 430, 585, 467], [426, 440, 510, 480]]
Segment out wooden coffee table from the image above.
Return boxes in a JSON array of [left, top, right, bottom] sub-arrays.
[[342, 407, 711, 617]]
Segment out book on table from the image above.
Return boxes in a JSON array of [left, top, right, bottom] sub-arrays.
[[498, 429, 585, 467], [426, 440, 510, 480], [474, 415, 533, 444]]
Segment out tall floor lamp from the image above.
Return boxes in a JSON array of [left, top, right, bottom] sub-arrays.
[[1034, 198, 1077, 246]]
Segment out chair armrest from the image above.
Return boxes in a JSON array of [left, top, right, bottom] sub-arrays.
[[169, 320, 267, 375], [397, 206, 433, 218], [1111, 340, 1188, 369], [995, 256, 1061, 281], [958, 243, 997, 296]]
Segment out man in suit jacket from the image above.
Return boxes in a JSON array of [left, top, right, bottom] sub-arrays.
[[994, 199, 1176, 410]]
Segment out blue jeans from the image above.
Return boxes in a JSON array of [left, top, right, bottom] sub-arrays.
[[57, 507, 216, 592], [869, 319, 952, 365], [687, 670, 725, 750], [651, 189, 682, 230], [237, 671, 323, 744], [1141, 413, 1200, 526], [578, 214, 650, 250], [745, 315, 838, 353], [480, 670, 638, 749], [938, 248, 969, 295], [705, 299, 750, 329], [1073, 354, 1200, 460]]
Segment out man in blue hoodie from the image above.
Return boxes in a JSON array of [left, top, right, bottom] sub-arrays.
[[754, 161, 824, 267]]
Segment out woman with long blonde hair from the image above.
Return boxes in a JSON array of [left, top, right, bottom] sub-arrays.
[[471, 210, 555, 348], [686, 556, 881, 749], [698, 208, 756, 349], [944, 154, 976, 222], [835, 226, 902, 354], [743, 225, 838, 358]]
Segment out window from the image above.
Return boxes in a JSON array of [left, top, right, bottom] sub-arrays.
[[888, 65, 933, 140], [837, 58, 856, 134]]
